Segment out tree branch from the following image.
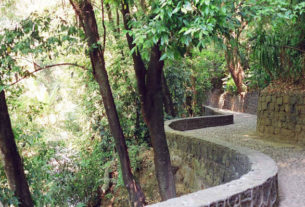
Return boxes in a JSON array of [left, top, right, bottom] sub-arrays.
[[10, 63, 88, 86], [101, 0, 107, 52]]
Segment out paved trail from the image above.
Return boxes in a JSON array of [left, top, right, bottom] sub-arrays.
[[185, 109, 305, 207]]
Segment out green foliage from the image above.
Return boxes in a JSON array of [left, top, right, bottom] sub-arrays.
[[252, 0, 305, 83], [164, 47, 225, 116], [222, 76, 238, 94], [129, 0, 226, 61], [0, 187, 19, 206], [0, 11, 82, 88]]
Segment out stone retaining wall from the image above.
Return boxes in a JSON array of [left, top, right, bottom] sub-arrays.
[[205, 89, 259, 114], [257, 92, 305, 143], [148, 107, 278, 207], [169, 113, 233, 131]]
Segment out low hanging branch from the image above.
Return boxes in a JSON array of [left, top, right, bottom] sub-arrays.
[[10, 62, 88, 86]]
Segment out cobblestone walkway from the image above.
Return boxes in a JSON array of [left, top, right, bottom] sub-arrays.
[[185, 109, 305, 207]]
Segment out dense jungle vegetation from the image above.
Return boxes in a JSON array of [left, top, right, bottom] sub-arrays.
[[0, 0, 304, 206]]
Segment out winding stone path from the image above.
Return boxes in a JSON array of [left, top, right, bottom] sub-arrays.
[[185, 108, 305, 207]]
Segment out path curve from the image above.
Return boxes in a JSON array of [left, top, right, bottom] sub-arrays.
[[186, 107, 305, 207]]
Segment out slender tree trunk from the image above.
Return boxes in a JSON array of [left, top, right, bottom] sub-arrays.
[[225, 47, 245, 94], [161, 71, 176, 117], [146, 45, 176, 200], [105, 3, 113, 23], [224, 35, 245, 94], [116, 8, 120, 34], [0, 90, 33, 207], [190, 75, 197, 115], [139, 0, 147, 13], [121, 1, 176, 200], [105, 3, 120, 41], [69, 1, 145, 206]]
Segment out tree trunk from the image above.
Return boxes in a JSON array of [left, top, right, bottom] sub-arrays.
[[69, 1, 145, 206], [116, 8, 120, 35], [105, 3, 113, 23], [225, 47, 245, 94], [0, 90, 33, 207], [105, 3, 120, 41], [146, 45, 176, 200], [224, 29, 246, 95], [161, 71, 176, 117], [139, 0, 147, 13], [121, 1, 176, 201]]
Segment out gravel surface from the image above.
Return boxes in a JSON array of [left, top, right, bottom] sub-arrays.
[[184, 109, 305, 207]]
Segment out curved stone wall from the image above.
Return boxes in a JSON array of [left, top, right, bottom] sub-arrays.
[[205, 89, 259, 114], [148, 107, 278, 207], [257, 91, 305, 144], [169, 107, 233, 131]]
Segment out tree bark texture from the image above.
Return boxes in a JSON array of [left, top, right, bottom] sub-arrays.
[[121, 1, 176, 201], [69, 1, 145, 206], [161, 71, 176, 117], [225, 46, 245, 94], [223, 17, 247, 95], [0, 90, 34, 207], [116, 8, 120, 34], [105, 3, 113, 23], [105, 3, 120, 40]]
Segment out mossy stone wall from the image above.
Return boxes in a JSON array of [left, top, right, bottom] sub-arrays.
[[257, 92, 305, 143], [168, 132, 250, 192]]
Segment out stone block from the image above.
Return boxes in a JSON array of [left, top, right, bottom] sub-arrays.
[[297, 131, 305, 142], [288, 123, 295, 130], [257, 103, 261, 111], [283, 95, 289, 104], [264, 119, 272, 126], [301, 106, 305, 114], [272, 95, 277, 103], [298, 95, 303, 104], [287, 115, 297, 124], [269, 103, 275, 111], [289, 96, 297, 105], [296, 125, 302, 133], [216, 200, 225, 207], [276, 97, 283, 105], [263, 180, 272, 203], [280, 128, 294, 137], [241, 189, 252, 201], [279, 113, 286, 121], [266, 126, 274, 134], [257, 126, 264, 133], [266, 96, 272, 103], [277, 122, 282, 128], [296, 105, 302, 114], [208, 202, 216, 207], [262, 102, 267, 110], [275, 104, 281, 112], [296, 117, 304, 124], [284, 104, 291, 113], [271, 119, 278, 128], [227, 194, 240, 206]]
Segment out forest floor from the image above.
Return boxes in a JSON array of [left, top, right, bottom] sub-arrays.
[[184, 108, 305, 207]]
